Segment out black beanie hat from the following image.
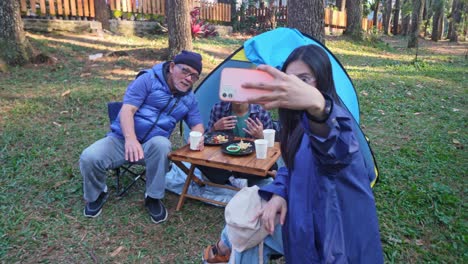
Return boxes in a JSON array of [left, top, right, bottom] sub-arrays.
[[173, 50, 203, 74]]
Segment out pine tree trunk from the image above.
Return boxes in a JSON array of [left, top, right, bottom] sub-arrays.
[[230, 0, 237, 24], [343, 0, 363, 40], [448, 0, 463, 42], [382, 0, 392, 35], [337, 0, 346, 11], [0, 0, 32, 66], [166, 0, 193, 60], [431, 0, 444, 41], [423, 3, 433, 37], [373, 0, 380, 29], [401, 15, 411, 36], [287, 0, 325, 44], [392, 0, 401, 35], [431, 12, 440, 41], [267, 5, 278, 29], [94, 0, 110, 30], [408, 0, 424, 48], [437, 16, 444, 40]]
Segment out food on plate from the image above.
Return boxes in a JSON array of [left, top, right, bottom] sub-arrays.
[[237, 140, 252, 150], [213, 134, 228, 143], [226, 144, 241, 153]]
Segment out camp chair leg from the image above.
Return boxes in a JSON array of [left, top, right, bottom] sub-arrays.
[[115, 166, 146, 197], [117, 174, 144, 197]]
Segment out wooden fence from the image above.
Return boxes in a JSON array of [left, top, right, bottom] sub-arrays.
[[18, 0, 230, 22], [20, 0, 95, 18], [245, 6, 288, 24], [245, 7, 347, 29], [324, 8, 346, 28], [362, 19, 383, 31], [19, 0, 381, 32]]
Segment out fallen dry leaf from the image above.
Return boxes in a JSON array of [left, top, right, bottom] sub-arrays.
[[64, 214, 78, 221], [80, 231, 87, 242], [110, 246, 124, 257], [53, 121, 61, 127], [53, 180, 68, 189], [42, 246, 56, 256], [452, 139, 463, 149], [61, 90, 71, 97], [415, 239, 424, 246]]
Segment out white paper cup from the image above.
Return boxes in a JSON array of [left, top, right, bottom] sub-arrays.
[[263, 129, 275, 147], [254, 139, 268, 159], [189, 131, 202, 150]]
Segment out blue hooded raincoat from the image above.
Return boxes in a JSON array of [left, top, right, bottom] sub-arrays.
[[259, 103, 384, 263]]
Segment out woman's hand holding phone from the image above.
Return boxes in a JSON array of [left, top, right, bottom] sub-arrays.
[[243, 64, 325, 113]]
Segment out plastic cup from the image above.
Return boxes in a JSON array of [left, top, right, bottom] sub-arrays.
[[263, 129, 275, 147], [189, 131, 202, 150], [254, 139, 268, 159]]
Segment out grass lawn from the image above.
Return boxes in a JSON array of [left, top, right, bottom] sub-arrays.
[[0, 31, 466, 263]]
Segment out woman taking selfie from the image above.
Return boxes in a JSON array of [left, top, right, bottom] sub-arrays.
[[203, 44, 383, 263]]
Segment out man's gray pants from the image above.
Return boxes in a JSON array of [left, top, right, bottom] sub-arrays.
[[80, 136, 171, 202]]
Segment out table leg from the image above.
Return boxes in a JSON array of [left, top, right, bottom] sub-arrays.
[[172, 160, 205, 187], [176, 164, 196, 211]]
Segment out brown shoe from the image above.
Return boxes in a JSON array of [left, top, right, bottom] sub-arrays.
[[202, 240, 231, 264]]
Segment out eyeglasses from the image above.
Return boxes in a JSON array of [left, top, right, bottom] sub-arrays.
[[176, 64, 199, 82]]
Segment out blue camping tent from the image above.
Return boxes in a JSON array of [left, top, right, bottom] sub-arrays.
[[186, 27, 379, 186]]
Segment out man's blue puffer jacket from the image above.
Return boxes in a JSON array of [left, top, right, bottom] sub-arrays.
[[108, 62, 202, 143]]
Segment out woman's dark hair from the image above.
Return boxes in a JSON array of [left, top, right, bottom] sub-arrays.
[[279, 44, 340, 170]]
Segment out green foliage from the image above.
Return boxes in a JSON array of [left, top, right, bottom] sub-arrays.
[[122, 12, 133, 20], [232, 2, 260, 33], [151, 14, 165, 23], [190, 7, 218, 39], [363, 0, 372, 16], [364, 27, 384, 44], [112, 10, 122, 19], [401, 0, 413, 17]]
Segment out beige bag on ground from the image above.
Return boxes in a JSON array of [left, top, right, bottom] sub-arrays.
[[225, 185, 269, 263]]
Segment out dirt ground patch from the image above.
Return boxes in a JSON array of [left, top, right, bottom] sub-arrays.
[[380, 35, 468, 56]]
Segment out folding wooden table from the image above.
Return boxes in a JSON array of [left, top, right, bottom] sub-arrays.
[[169, 141, 281, 211]]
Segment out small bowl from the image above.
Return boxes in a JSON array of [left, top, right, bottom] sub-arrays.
[[226, 144, 241, 153]]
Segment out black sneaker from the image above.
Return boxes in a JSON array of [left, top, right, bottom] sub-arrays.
[[145, 197, 168, 224], [83, 191, 109, 218]]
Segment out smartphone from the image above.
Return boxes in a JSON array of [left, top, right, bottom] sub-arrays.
[[219, 68, 274, 102]]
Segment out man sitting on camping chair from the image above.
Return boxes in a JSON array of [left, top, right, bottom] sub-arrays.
[[80, 50, 205, 224]]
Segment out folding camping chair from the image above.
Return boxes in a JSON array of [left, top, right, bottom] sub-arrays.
[[107, 101, 146, 197]]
